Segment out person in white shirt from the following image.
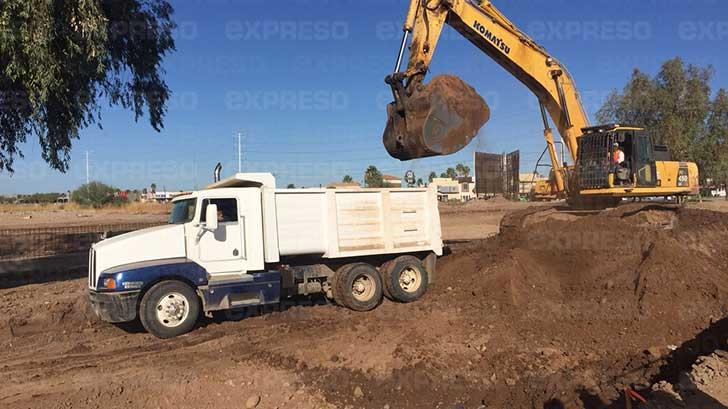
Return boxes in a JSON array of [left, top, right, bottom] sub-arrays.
[[612, 142, 625, 165]]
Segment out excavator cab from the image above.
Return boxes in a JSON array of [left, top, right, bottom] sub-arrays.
[[577, 125, 658, 190]]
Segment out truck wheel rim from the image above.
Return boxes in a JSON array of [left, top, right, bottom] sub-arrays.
[[399, 267, 422, 293], [156, 292, 190, 328], [352, 274, 375, 302]]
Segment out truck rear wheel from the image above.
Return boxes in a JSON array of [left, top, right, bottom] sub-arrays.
[[332, 263, 383, 312], [381, 256, 428, 303], [139, 280, 200, 339]]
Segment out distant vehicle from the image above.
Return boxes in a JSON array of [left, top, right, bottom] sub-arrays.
[[88, 173, 442, 338]]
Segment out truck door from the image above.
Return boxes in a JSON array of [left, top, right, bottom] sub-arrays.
[[196, 197, 245, 274], [191, 189, 265, 276], [633, 132, 657, 187]]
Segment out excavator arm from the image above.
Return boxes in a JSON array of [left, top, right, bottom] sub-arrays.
[[384, 0, 590, 193]]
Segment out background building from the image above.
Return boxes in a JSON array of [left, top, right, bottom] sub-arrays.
[[431, 177, 475, 202], [382, 175, 402, 188]]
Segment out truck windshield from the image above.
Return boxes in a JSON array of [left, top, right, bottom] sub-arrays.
[[169, 199, 197, 224]]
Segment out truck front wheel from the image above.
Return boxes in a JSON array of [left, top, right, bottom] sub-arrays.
[[139, 280, 200, 339], [332, 263, 383, 312], [381, 256, 428, 303]]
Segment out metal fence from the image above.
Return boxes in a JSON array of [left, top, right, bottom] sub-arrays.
[[0, 222, 165, 262], [475, 150, 520, 199]]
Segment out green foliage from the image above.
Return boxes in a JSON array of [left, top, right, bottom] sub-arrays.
[[700, 89, 728, 184], [442, 167, 457, 179], [597, 57, 727, 183], [10, 192, 62, 203], [71, 181, 118, 207], [455, 163, 471, 177], [0, 0, 176, 172], [286, 183, 295, 189], [416, 178, 423, 186], [364, 165, 384, 188], [428, 171, 437, 183], [342, 175, 353, 183]]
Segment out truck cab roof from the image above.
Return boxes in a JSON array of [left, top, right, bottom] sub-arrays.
[[173, 173, 277, 203]]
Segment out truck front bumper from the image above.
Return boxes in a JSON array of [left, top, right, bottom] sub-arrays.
[[88, 290, 140, 323]]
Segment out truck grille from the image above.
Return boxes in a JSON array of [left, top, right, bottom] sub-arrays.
[[88, 248, 97, 289]]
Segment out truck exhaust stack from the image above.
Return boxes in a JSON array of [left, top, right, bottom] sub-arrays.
[[383, 75, 490, 160]]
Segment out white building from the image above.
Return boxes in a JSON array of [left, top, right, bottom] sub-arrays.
[[430, 177, 475, 202]]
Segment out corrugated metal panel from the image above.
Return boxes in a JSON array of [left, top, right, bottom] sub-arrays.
[[475, 151, 520, 198]]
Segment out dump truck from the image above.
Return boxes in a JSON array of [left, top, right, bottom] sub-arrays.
[[88, 173, 442, 338]]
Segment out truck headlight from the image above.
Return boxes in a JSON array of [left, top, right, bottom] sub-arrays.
[[102, 278, 117, 290]]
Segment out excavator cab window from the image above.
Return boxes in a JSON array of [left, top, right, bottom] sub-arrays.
[[611, 131, 633, 186], [632, 131, 657, 187], [609, 130, 657, 187]]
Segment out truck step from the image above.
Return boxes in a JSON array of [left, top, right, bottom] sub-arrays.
[[201, 271, 282, 312]]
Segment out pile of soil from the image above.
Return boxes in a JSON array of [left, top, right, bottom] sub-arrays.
[[422, 203, 728, 406], [1, 203, 726, 409]]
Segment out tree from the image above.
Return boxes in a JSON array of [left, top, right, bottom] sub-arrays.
[[150, 183, 157, 193], [286, 183, 296, 189], [444, 167, 457, 179], [0, 0, 176, 173], [597, 58, 713, 164], [700, 89, 728, 189], [364, 165, 384, 188], [455, 163, 471, 177], [71, 181, 118, 207], [416, 178, 424, 187], [342, 175, 353, 183], [596, 58, 728, 185], [428, 171, 437, 183]]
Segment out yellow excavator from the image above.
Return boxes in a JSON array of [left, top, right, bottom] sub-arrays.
[[383, 0, 700, 206]]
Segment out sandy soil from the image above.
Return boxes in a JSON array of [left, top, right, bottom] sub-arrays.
[[1, 202, 727, 409], [0, 207, 169, 229]]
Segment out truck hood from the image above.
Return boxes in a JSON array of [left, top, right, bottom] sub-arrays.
[[93, 224, 187, 274]]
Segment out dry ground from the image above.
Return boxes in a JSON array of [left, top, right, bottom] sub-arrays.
[[1, 199, 727, 409]]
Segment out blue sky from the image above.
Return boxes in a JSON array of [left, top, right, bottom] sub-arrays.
[[2, 0, 727, 193]]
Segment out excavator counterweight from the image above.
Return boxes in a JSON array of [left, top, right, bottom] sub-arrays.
[[383, 75, 490, 160]]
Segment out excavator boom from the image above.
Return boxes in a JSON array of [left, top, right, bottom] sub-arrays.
[[384, 0, 591, 193]]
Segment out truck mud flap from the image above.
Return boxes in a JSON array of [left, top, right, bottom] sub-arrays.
[[201, 271, 281, 311]]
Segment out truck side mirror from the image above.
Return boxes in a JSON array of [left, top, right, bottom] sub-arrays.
[[205, 204, 219, 231]]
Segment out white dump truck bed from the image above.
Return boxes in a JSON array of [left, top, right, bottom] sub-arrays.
[[268, 187, 442, 259]]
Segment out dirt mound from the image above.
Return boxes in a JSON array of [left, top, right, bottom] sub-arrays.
[[648, 351, 728, 408], [0, 280, 97, 340], [1, 204, 727, 409], [487, 205, 728, 319], [426, 204, 728, 406]]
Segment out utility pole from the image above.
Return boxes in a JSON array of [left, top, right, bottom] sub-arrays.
[[237, 131, 243, 173], [85, 151, 90, 185]]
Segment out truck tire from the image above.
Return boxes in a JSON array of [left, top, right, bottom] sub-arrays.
[[381, 256, 428, 303], [139, 280, 200, 339], [332, 263, 383, 312]]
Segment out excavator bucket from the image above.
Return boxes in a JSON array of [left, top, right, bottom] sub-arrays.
[[383, 75, 490, 160]]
